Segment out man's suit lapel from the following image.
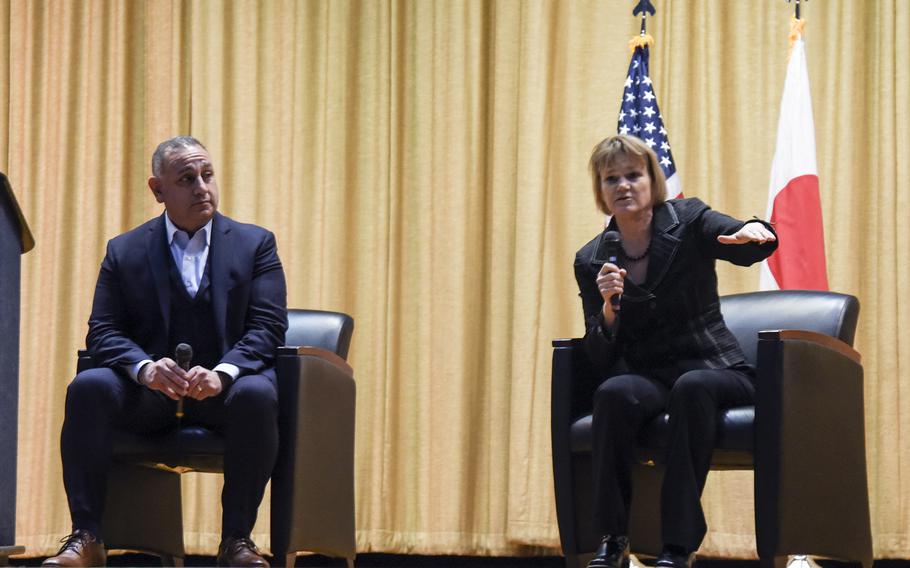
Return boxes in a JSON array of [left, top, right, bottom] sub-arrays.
[[146, 215, 172, 331], [645, 201, 682, 291], [210, 213, 232, 352]]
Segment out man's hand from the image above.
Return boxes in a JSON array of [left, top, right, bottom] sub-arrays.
[[717, 221, 777, 245], [185, 367, 225, 400], [138, 358, 189, 400]]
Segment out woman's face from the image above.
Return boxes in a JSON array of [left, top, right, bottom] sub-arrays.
[[599, 154, 652, 217]]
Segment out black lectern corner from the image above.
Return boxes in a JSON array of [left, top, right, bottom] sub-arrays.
[[0, 172, 33, 564]]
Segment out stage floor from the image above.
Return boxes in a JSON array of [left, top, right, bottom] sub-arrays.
[[11, 554, 910, 567]]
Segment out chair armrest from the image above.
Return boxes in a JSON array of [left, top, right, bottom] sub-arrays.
[[551, 339, 583, 430], [278, 345, 353, 376], [758, 329, 860, 364], [754, 328, 871, 559], [551, 338, 602, 418], [271, 346, 356, 559], [77, 349, 93, 373], [551, 338, 594, 557]]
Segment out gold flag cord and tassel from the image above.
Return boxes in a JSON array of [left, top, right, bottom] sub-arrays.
[[789, 15, 807, 49], [628, 33, 654, 53]]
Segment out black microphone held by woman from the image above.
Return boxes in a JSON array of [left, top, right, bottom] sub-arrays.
[[594, 230, 622, 308]]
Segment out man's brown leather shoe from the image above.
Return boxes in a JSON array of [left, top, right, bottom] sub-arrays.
[[217, 537, 269, 567], [42, 530, 106, 567]]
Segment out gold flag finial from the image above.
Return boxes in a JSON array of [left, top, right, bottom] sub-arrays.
[[629, 0, 656, 53]]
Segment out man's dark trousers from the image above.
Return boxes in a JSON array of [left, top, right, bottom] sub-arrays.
[[61, 367, 278, 540]]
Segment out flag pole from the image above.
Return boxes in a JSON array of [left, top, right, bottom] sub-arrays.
[[775, 2, 828, 565], [786, 0, 809, 22], [628, 0, 656, 52], [618, 0, 682, 201], [633, 0, 656, 36]]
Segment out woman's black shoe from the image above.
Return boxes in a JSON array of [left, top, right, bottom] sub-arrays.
[[587, 535, 630, 568], [655, 546, 696, 568]]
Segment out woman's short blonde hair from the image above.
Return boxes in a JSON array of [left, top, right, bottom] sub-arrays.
[[588, 134, 667, 215]]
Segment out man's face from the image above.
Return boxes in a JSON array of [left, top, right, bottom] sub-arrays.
[[148, 145, 219, 232]]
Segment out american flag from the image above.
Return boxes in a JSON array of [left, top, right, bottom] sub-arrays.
[[617, 45, 683, 199]]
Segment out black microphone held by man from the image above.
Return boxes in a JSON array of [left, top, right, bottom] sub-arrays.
[[174, 343, 193, 419]]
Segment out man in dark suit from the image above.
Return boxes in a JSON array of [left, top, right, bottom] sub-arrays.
[[44, 137, 288, 567]]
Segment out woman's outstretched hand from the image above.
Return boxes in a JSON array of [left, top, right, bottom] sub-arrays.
[[717, 221, 777, 245]]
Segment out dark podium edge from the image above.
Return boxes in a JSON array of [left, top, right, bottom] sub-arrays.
[[0, 172, 33, 563]]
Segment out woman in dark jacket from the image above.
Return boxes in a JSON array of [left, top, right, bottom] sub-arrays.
[[575, 135, 778, 568]]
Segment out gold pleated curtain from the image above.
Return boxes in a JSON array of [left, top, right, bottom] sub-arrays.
[[2, 0, 908, 559]]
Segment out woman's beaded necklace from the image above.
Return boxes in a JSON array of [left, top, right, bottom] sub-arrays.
[[621, 242, 650, 262]]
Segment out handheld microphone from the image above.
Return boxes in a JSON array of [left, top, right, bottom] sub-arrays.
[[595, 231, 623, 309], [175, 343, 193, 418]]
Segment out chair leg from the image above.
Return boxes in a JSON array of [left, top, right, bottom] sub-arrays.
[[284, 552, 296, 568], [346, 557, 355, 568], [103, 462, 185, 559], [159, 554, 184, 567], [0, 547, 26, 568]]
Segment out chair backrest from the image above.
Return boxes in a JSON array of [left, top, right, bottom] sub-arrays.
[[285, 309, 355, 360], [719, 290, 860, 367]]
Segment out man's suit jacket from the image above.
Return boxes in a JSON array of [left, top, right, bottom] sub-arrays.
[[86, 211, 288, 378], [574, 197, 778, 379]]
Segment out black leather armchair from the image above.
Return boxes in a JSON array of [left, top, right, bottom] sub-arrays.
[[78, 309, 356, 568], [551, 290, 872, 568]]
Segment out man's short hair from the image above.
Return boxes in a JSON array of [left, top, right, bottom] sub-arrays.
[[151, 136, 208, 177]]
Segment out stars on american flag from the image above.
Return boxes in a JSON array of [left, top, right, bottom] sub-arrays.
[[617, 46, 678, 182]]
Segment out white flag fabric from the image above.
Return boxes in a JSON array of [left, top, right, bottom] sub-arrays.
[[759, 37, 829, 291]]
